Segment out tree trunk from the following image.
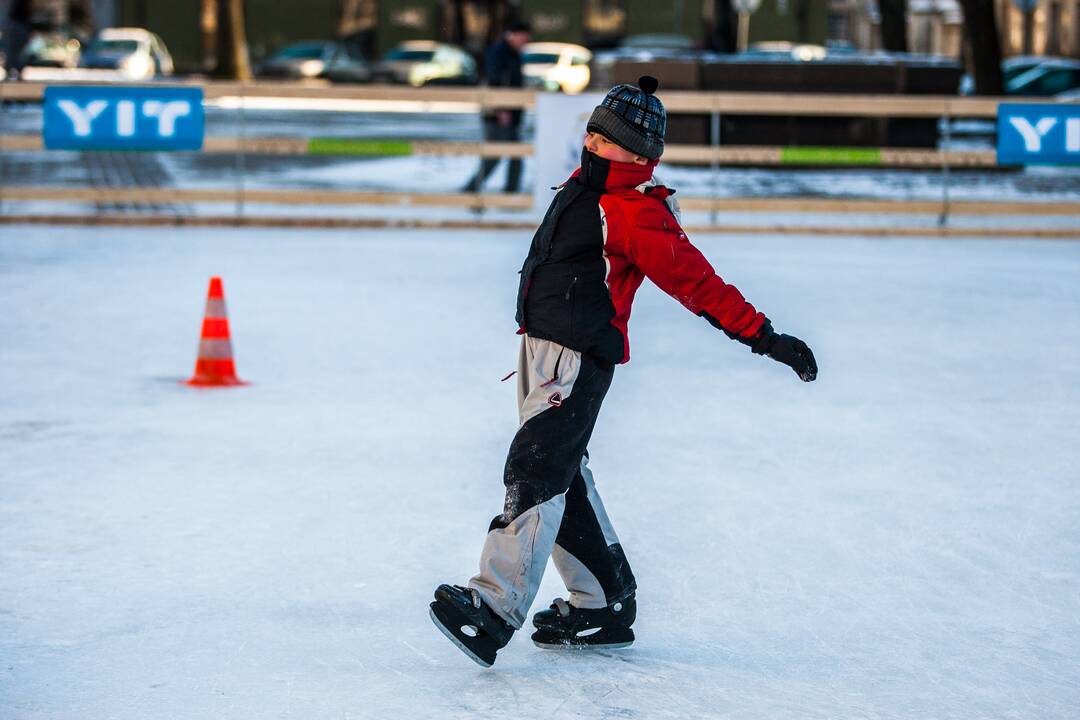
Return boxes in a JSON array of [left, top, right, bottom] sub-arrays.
[[337, 0, 362, 35], [794, 0, 811, 43], [212, 0, 252, 81], [485, 0, 511, 48], [438, 0, 466, 46], [878, 0, 909, 53], [201, 0, 217, 73], [957, 0, 1003, 95], [337, 0, 377, 58], [706, 0, 738, 53], [133, 0, 149, 28]]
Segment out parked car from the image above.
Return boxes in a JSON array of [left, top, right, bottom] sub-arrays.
[[1002, 55, 1052, 83], [22, 30, 82, 68], [522, 42, 591, 94], [959, 56, 1080, 96], [79, 27, 173, 80], [372, 41, 477, 86], [1006, 58, 1080, 96], [618, 34, 695, 51], [324, 42, 373, 84], [745, 41, 828, 62], [589, 34, 706, 88], [257, 41, 338, 79]]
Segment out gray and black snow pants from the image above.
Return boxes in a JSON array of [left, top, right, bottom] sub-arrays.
[[469, 336, 636, 628]]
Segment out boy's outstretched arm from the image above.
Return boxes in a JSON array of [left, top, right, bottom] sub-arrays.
[[627, 208, 817, 382]]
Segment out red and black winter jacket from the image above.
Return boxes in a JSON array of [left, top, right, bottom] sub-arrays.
[[515, 149, 769, 365]]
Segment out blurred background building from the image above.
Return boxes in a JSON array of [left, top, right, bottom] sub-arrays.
[[829, 0, 1078, 57], [90, 0, 827, 73], [2, 0, 1077, 75], [827, 0, 963, 55]]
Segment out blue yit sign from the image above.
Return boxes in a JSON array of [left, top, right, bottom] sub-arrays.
[[43, 86, 204, 151], [997, 103, 1080, 166]]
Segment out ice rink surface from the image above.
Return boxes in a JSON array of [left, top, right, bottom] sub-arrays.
[[1, 225, 1078, 719]]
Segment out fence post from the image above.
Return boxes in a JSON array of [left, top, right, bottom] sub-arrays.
[[235, 81, 247, 221], [0, 80, 7, 214], [477, 85, 486, 216], [710, 98, 720, 227], [939, 101, 952, 227]]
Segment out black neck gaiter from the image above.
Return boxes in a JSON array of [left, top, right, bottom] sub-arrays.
[[579, 147, 611, 193]]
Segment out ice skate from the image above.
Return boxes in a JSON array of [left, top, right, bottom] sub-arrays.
[[429, 584, 514, 667], [530, 595, 636, 650]]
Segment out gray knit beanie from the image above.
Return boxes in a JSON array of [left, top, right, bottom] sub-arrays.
[[586, 75, 666, 160]]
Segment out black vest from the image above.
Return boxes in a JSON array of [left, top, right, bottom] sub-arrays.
[[515, 152, 624, 365]]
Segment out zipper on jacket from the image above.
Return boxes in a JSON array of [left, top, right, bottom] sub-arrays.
[[516, 184, 583, 332], [540, 184, 580, 262], [566, 276, 578, 343]]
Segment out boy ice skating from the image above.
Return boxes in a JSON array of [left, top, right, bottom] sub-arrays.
[[430, 76, 817, 667]]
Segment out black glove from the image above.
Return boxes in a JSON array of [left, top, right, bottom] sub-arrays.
[[752, 327, 818, 382]]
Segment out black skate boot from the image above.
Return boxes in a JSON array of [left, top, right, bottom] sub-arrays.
[[429, 584, 514, 667], [530, 594, 636, 649]]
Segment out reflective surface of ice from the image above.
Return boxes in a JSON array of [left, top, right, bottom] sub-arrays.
[[1, 226, 1078, 718]]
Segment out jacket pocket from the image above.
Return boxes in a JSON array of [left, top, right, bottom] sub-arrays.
[[563, 275, 579, 301]]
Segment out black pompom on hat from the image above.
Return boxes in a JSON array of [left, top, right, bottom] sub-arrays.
[[638, 75, 659, 94], [586, 75, 666, 160]]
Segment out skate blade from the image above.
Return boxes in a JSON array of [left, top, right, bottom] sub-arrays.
[[429, 606, 493, 668], [532, 639, 634, 650]]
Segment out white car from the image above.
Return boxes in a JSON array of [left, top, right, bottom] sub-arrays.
[[373, 41, 478, 86], [79, 28, 174, 80], [522, 42, 591, 94], [257, 41, 339, 79]]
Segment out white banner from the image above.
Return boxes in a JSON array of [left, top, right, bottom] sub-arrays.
[[533, 92, 603, 213]]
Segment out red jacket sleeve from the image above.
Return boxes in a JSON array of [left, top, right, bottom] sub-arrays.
[[627, 202, 767, 340]]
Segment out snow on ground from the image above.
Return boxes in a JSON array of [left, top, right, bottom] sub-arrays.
[[1, 225, 1079, 719]]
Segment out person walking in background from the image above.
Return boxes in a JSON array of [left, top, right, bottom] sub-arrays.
[[3, 0, 33, 80], [462, 20, 530, 194]]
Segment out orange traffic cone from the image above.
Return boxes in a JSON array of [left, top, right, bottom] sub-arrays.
[[186, 277, 246, 387]]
